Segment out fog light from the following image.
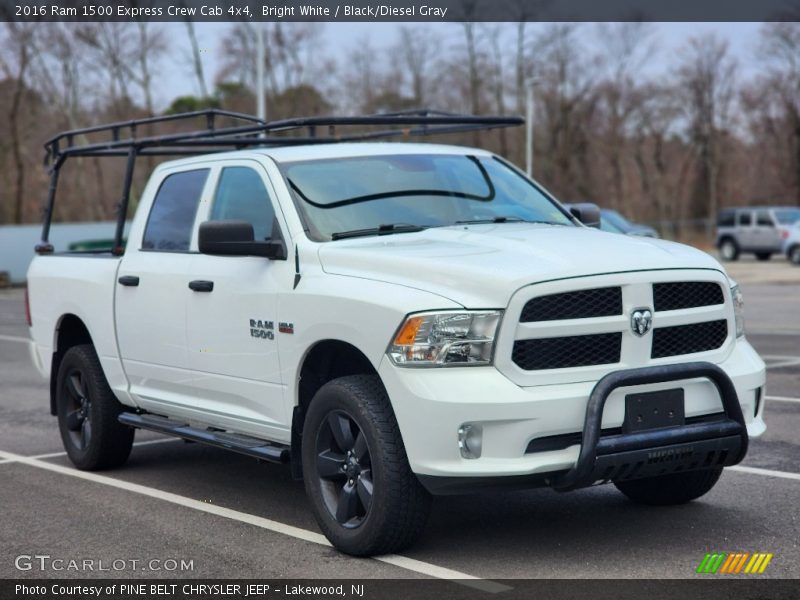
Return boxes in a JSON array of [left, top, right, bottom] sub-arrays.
[[458, 423, 483, 459]]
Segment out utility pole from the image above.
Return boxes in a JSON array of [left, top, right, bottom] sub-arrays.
[[525, 78, 536, 177], [256, 25, 266, 121]]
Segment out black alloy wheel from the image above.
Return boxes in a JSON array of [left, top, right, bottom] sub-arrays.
[[62, 367, 93, 451], [56, 344, 134, 470], [315, 410, 373, 528], [301, 374, 431, 556]]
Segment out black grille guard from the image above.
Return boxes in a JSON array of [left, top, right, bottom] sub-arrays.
[[551, 361, 749, 491]]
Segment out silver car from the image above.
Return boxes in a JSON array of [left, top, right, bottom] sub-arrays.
[[716, 206, 800, 261], [783, 222, 800, 265]]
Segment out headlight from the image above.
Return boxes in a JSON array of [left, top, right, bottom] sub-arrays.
[[388, 311, 502, 367], [731, 284, 745, 337]]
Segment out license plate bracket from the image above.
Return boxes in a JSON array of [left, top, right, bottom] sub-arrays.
[[623, 388, 685, 433]]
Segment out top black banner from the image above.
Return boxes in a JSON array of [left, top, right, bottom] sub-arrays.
[[2, 0, 800, 22]]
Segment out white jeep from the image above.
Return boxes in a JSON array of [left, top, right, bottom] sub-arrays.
[[26, 111, 766, 556]]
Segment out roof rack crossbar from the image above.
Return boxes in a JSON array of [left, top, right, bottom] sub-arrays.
[[54, 120, 520, 158], [44, 109, 523, 164]]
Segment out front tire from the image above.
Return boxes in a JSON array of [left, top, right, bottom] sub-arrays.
[[789, 245, 800, 265], [56, 344, 134, 470], [719, 238, 739, 261], [614, 467, 723, 506], [301, 375, 431, 556]]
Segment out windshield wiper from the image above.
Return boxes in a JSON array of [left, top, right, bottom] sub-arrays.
[[330, 223, 429, 241], [455, 216, 563, 225]]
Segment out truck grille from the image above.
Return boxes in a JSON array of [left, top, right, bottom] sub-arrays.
[[503, 273, 732, 377], [520, 287, 622, 322], [512, 333, 622, 370], [651, 320, 728, 359], [653, 282, 724, 312]]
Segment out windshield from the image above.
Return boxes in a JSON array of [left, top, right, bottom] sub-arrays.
[[281, 154, 574, 240], [774, 209, 800, 225]]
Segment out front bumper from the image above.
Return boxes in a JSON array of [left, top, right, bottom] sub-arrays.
[[379, 338, 765, 493]]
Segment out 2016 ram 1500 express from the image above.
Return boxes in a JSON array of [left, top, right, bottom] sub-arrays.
[[26, 111, 766, 556]]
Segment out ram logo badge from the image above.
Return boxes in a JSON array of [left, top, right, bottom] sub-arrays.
[[630, 307, 653, 337]]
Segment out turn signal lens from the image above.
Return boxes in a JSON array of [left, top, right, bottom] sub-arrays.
[[393, 316, 425, 345]]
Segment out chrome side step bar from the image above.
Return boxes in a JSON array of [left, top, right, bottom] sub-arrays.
[[118, 412, 290, 464]]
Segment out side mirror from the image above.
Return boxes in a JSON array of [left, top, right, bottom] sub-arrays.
[[568, 203, 601, 229], [198, 220, 287, 260]]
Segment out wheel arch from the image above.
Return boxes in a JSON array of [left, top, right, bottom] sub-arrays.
[[49, 314, 94, 415], [290, 339, 381, 479]]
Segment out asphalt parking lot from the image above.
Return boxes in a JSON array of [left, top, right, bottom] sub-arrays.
[[1, 257, 798, 585]]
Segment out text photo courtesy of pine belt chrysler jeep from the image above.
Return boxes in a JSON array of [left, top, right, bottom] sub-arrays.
[[26, 111, 766, 556]]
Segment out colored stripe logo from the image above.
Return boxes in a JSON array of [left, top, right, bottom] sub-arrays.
[[697, 552, 773, 574]]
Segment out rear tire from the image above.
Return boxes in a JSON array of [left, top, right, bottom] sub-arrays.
[[56, 344, 134, 470], [755, 252, 772, 261], [789, 245, 800, 265], [301, 374, 431, 556], [614, 467, 723, 506], [718, 239, 739, 261]]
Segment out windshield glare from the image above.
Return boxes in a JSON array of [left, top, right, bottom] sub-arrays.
[[282, 154, 573, 240], [774, 209, 800, 225]]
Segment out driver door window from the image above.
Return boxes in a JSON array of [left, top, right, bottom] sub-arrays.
[[756, 211, 773, 227], [210, 166, 276, 240]]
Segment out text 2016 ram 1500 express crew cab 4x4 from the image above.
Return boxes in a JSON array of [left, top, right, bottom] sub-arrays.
[[26, 111, 766, 556]]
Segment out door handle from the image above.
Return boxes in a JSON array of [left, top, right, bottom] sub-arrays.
[[188, 280, 214, 292], [118, 275, 139, 287]]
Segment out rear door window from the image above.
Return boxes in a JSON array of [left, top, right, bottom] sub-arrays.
[[143, 169, 209, 251], [738, 212, 752, 227], [717, 211, 735, 227]]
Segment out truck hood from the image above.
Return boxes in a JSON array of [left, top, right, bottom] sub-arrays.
[[318, 224, 726, 308]]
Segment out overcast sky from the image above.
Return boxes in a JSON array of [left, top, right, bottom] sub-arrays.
[[156, 21, 763, 110]]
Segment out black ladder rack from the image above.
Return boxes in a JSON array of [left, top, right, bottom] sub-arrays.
[[37, 108, 524, 255]]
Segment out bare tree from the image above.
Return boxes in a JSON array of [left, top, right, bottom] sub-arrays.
[[183, 18, 209, 98], [217, 23, 328, 117], [757, 22, 800, 204], [676, 34, 737, 229], [397, 25, 438, 106], [484, 24, 510, 155], [631, 83, 692, 237], [594, 22, 655, 212], [2, 23, 34, 223], [131, 23, 168, 115], [533, 24, 599, 199], [74, 23, 136, 115]]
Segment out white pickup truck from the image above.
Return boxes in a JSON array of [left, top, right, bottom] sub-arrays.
[[26, 111, 766, 556]]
